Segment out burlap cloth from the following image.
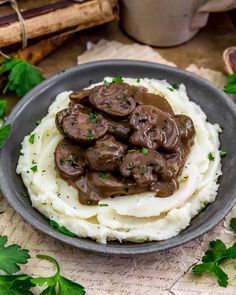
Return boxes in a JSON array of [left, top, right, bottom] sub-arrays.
[[0, 40, 235, 295]]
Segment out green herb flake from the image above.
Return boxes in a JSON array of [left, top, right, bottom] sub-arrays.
[[89, 111, 98, 123], [172, 83, 178, 89], [141, 147, 149, 155], [106, 103, 112, 109], [167, 87, 174, 92], [99, 204, 109, 207], [141, 167, 149, 175], [49, 220, 76, 237], [21, 192, 29, 198], [28, 133, 35, 144], [123, 183, 129, 193], [127, 149, 137, 153], [192, 239, 236, 287], [183, 175, 189, 180], [136, 78, 140, 83], [98, 171, 109, 179], [87, 130, 93, 140], [30, 165, 37, 172], [112, 75, 123, 83], [230, 217, 236, 234], [35, 119, 41, 125], [208, 152, 215, 161], [220, 150, 227, 158], [103, 80, 111, 86]]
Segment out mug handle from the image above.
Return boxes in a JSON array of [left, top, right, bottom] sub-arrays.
[[191, 0, 236, 30]]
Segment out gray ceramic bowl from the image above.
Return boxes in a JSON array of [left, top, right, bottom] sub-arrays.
[[0, 60, 236, 255]]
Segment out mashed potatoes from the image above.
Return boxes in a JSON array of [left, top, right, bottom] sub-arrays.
[[17, 77, 222, 243]]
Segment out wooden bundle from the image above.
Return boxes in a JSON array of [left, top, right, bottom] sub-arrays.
[[0, 0, 118, 48]]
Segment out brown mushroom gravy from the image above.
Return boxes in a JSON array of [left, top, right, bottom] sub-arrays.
[[55, 82, 195, 205]]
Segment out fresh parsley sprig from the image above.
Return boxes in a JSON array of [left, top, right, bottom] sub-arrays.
[[192, 217, 236, 287], [0, 235, 86, 294], [32, 255, 85, 295], [0, 57, 44, 97]]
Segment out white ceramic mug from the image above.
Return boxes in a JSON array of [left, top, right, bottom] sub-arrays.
[[120, 0, 236, 47]]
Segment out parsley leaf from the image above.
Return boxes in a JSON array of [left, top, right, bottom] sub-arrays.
[[0, 274, 35, 295], [32, 255, 85, 295], [103, 80, 110, 86], [30, 165, 37, 172], [223, 74, 236, 94], [0, 235, 30, 274], [112, 76, 123, 83], [87, 130, 93, 140], [0, 124, 11, 148], [220, 150, 227, 158], [28, 134, 35, 144], [99, 204, 109, 207], [98, 171, 109, 179], [230, 217, 236, 233], [208, 152, 215, 161], [89, 111, 98, 123], [0, 100, 7, 118], [0, 57, 44, 97], [141, 147, 149, 155], [192, 239, 236, 287], [49, 220, 76, 237]]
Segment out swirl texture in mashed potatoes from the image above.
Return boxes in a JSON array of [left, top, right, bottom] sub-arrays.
[[17, 77, 222, 243]]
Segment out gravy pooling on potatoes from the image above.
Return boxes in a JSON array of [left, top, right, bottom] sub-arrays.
[[54, 82, 195, 205]]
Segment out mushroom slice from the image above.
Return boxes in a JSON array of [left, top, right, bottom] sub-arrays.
[[85, 135, 127, 171], [89, 83, 136, 117], [55, 139, 85, 179]]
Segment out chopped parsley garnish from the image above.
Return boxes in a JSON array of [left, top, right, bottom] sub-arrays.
[[99, 204, 109, 207], [154, 163, 163, 171], [141, 147, 149, 155], [89, 111, 98, 123], [192, 238, 236, 287], [28, 134, 35, 144], [123, 183, 129, 193], [21, 192, 29, 198], [106, 103, 112, 109], [30, 165, 37, 172], [208, 152, 215, 161], [60, 154, 78, 167], [98, 171, 109, 179], [112, 75, 123, 83], [87, 130, 93, 140], [127, 149, 137, 153], [167, 83, 178, 91], [136, 78, 140, 83], [183, 175, 189, 180], [49, 220, 76, 237], [220, 150, 227, 158], [142, 167, 149, 175], [0, 100, 7, 118], [35, 119, 41, 125], [103, 80, 111, 86]]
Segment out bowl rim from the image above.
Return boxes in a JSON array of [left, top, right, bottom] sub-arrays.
[[1, 59, 236, 255]]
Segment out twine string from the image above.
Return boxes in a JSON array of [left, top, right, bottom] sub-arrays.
[[0, 0, 27, 48]]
